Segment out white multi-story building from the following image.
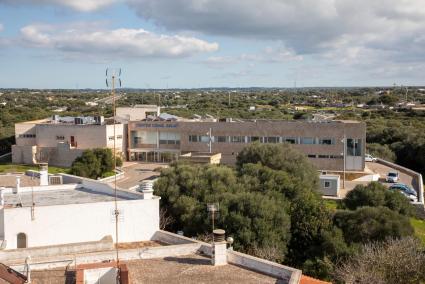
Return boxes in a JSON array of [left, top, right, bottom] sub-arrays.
[[12, 115, 125, 167]]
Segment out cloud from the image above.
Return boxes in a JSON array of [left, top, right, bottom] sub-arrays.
[[0, 24, 3, 32], [127, 0, 425, 66], [203, 45, 302, 69], [0, 0, 117, 12], [19, 23, 218, 61]]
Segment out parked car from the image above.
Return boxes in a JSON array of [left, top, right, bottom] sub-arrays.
[[386, 171, 399, 183], [365, 154, 377, 162], [389, 183, 418, 202]]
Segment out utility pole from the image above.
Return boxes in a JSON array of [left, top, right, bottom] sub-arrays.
[[342, 133, 346, 189], [228, 91, 231, 107], [106, 68, 121, 281]]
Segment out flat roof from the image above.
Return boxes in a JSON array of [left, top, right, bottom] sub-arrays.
[[3, 187, 142, 208], [31, 254, 281, 284], [125, 254, 281, 283]]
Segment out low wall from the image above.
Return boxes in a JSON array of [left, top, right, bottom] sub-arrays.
[[227, 251, 302, 284], [9, 242, 204, 271], [0, 236, 114, 263], [377, 158, 424, 204], [58, 171, 124, 185], [1, 183, 78, 194], [151, 230, 212, 255]]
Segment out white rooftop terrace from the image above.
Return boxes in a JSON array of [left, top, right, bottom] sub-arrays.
[[2, 187, 144, 208]]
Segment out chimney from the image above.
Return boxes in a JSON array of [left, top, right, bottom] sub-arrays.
[[139, 180, 154, 200], [39, 163, 49, 186], [212, 229, 227, 266]]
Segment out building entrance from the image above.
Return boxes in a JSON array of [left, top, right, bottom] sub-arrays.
[[131, 151, 178, 163]]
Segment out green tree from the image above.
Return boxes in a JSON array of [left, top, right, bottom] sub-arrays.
[[70, 148, 120, 179], [343, 182, 414, 216], [236, 143, 319, 191], [334, 206, 414, 244], [366, 143, 396, 161]]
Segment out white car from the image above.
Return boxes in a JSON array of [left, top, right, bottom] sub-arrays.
[[386, 172, 399, 183], [365, 154, 377, 162], [364, 154, 376, 162]]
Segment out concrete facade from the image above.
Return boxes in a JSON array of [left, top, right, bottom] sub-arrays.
[[127, 120, 366, 171], [12, 117, 125, 167]]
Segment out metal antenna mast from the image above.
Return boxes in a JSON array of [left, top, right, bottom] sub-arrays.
[[106, 68, 122, 281]]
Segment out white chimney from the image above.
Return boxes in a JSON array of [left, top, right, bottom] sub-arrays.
[[212, 229, 227, 266], [139, 180, 154, 200], [39, 163, 48, 186]]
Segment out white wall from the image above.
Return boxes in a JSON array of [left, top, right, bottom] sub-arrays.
[[2, 198, 159, 249]]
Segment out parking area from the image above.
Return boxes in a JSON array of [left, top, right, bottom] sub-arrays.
[[110, 162, 167, 189], [333, 161, 419, 199], [365, 161, 416, 190]]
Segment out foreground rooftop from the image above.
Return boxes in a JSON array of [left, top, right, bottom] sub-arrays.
[[30, 254, 283, 284]]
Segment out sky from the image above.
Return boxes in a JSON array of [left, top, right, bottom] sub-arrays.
[[0, 0, 425, 89]]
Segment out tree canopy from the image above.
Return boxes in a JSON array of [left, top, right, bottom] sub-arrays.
[[70, 148, 122, 179]]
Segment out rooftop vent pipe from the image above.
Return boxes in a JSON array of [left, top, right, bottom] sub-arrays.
[[139, 180, 154, 200]]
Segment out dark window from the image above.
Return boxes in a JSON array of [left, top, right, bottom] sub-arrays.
[[248, 136, 260, 143], [189, 135, 199, 142], [318, 155, 330, 158], [215, 136, 227, 143], [324, 181, 331, 188], [308, 154, 317, 158], [265, 137, 279, 143], [283, 137, 297, 144], [347, 138, 362, 156], [319, 138, 334, 145]]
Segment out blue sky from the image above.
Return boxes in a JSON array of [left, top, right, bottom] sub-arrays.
[[1, 0, 425, 88]]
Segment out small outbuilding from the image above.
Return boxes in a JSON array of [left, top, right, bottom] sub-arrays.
[[319, 174, 340, 197]]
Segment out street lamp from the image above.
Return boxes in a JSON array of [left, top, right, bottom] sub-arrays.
[[341, 134, 346, 189], [207, 128, 212, 153]]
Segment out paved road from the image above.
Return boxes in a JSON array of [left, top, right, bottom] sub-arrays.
[[109, 162, 167, 189]]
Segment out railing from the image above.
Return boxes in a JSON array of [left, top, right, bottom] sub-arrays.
[[376, 158, 424, 204]]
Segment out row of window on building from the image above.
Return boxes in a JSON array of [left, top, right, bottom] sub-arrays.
[[188, 135, 336, 145], [18, 134, 36, 138], [307, 154, 343, 159]]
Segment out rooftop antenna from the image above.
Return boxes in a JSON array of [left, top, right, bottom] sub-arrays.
[[106, 67, 122, 280], [207, 203, 219, 243]]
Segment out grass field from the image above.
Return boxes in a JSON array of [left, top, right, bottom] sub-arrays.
[[0, 163, 69, 174], [410, 218, 425, 245], [324, 199, 340, 211]]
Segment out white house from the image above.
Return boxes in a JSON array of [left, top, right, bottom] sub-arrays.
[[0, 177, 159, 250]]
